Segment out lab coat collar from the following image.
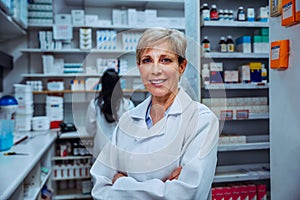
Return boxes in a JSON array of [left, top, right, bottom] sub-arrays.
[[128, 88, 193, 120]]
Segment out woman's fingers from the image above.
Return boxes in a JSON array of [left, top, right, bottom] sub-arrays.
[[112, 172, 127, 184]]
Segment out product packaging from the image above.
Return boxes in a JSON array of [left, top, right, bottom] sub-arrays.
[[282, 0, 299, 26], [270, 40, 289, 70]]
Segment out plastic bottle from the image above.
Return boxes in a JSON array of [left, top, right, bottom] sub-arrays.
[[219, 36, 227, 52], [201, 3, 210, 21], [202, 36, 210, 52], [202, 64, 210, 85], [223, 9, 229, 21], [237, 6, 246, 21], [226, 35, 235, 52], [210, 4, 219, 21], [261, 64, 267, 83], [229, 10, 234, 21], [218, 9, 224, 21]]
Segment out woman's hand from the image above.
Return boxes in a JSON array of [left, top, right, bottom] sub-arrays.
[[112, 172, 127, 184], [163, 166, 182, 182]]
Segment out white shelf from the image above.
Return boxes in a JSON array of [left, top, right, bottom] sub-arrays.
[[24, 170, 52, 200], [20, 48, 133, 54], [0, 7, 26, 41], [201, 20, 269, 28], [220, 113, 269, 121], [52, 156, 92, 161], [21, 73, 140, 78], [218, 142, 269, 151], [29, 23, 185, 30], [214, 163, 270, 183], [53, 176, 91, 181], [64, 0, 184, 9], [204, 83, 269, 90], [54, 193, 91, 200], [58, 131, 92, 139], [203, 52, 269, 59]]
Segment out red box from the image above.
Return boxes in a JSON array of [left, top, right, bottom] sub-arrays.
[[248, 184, 257, 200], [257, 184, 267, 200], [240, 185, 249, 200], [231, 186, 242, 200]]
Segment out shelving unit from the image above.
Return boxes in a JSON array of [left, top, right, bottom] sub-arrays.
[[0, 132, 56, 200], [199, 0, 270, 192], [52, 132, 94, 200], [0, 4, 26, 42]]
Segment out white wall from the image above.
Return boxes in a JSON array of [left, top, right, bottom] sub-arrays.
[[269, 17, 300, 199]]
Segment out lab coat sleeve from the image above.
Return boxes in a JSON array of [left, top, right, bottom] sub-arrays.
[[85, 100, 96, 137], [90, 110, 219, 200]]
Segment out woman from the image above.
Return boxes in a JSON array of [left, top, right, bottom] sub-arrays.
[[90, 28, 219, 199], [85, 68, 135, 157]]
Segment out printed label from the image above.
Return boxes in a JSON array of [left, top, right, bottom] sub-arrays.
[[271, 46, 280, 60], [283, 2, 293, 19]]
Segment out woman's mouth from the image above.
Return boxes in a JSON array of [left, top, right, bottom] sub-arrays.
[[149, 79, 166, 85]]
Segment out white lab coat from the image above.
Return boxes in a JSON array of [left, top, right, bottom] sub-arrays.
[[90, 89, 219, 200], [85, 98, 135, 157]]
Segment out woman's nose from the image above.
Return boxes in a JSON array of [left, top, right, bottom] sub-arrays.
[[151, 61, 162, 74]]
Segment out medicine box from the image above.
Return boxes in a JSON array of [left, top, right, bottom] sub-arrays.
[[296, 0, 300, 21], [55, 14, 71, 24], [85, 15, 98, 26], [282, 0, 299, 26], [247, 8, 255, 21], [239, 65, 251, 83], [71, 10, 84, 25], [236, 36, 252, 53]]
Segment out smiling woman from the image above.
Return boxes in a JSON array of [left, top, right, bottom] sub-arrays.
[[90, 28, 220, 200]]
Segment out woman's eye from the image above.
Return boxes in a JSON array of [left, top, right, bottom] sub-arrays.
[[161, 58, 172, 64], [141, 58, 152, 64]]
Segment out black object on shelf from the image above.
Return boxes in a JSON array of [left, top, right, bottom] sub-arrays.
[[0, 51, 13, 92]]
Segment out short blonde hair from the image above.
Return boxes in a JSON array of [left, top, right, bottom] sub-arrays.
[[136, 28, 187, 65]]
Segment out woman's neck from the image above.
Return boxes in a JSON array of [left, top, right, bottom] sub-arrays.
[[150, 88, 179, 125]]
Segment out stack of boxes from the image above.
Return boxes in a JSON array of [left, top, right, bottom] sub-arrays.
[[14, 84, 33, 132], [212, 184, 267, 200], [46, 96, 63, 129], [253, 28, 269, 53], [202, 97, 269, 120], [112, 8, 184, 28], [96, 30, 117, 50], [79, 28, 92, 50], [28, 0, 53, 25]]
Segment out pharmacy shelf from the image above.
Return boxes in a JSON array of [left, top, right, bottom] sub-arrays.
[[20, 48, 133, 55], [204, 83, 269, 90], [52, 156, 92, 161], [214, 163, 270, 183], [24, 170, 52, 200], [218, 142, 269, 152], [201, 20, 269, 28], [65, 0, 184, 9], [29, 23, 185, 30], [0, 7, 26, 41], [219, 113, 269, 121], [55, 194, 91, 200], [53, 176, 91, 181], [203, 52, 269, 59], [31, 89, 147, 94], [21, 73, 140, 78]]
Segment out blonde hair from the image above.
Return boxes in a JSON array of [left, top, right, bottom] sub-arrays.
[[136, 28, 187, 65]]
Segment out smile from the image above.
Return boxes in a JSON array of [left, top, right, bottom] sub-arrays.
[[149, 79, 166, 84]]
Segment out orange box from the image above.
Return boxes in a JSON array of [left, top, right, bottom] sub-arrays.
[[296, 0, 300, 21], [270, 40, 289, 70], [282, 0, 299, 26]]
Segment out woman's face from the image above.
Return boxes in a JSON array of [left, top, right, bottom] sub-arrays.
[[137, 42, 186, 98]]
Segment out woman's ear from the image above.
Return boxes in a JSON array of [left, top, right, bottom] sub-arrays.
[[179, 59, 187, 75]]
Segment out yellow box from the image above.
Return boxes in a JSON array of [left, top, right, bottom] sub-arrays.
[[270, 40, 289, 70]]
